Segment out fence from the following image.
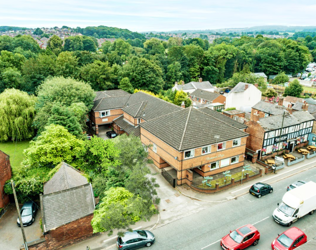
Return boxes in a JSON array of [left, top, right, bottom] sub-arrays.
[[307, 151, 316, 159], [161, 168, 176, 188], [288, 155, 305, 166]]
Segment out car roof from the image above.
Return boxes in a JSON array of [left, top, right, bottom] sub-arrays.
[[121, 231, 143, 242], [284, 227, 305, 239], [22, 201, 33, 208], [237, 224, 257, 235], [293, 181, 305, 186], [254, 182, 267, 188]]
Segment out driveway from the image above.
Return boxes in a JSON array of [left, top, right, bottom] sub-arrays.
[[97, 124, 112, 140], [0, 204, 43, 250]]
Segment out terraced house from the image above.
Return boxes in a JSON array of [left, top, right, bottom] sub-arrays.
[[141, 107, 248, 186]]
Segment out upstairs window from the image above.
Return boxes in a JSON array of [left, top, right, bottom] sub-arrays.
[[202, 146, 210, 155], [217, 142, 226, 151], [100, 110, 110, 117], [153, 143, 157, 153], [184, 149, 195, 159], [233, 139, 241, 147], [137, 118, 141, 124]]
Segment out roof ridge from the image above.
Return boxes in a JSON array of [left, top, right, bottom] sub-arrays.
[[61, 164, 70, 189], [179, 107, 193, 150], [135, 101, 145, 116], [136, 101, 148, 118]]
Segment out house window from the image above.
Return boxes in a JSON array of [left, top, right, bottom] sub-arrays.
[[264, 113, 269, 117], [137, 118, 141, 124], [233, 139, 241, 147], [209, 161, 219, 170], [184, 149, 195, 159], [221, 158, 230, 167], [217, 142, 226, 151], [153, 143, 157, 153], [266, 145, 273, 154], [100, 110, 110, 117], [202, 146, 210, 155], [231, 156, 239, 164]]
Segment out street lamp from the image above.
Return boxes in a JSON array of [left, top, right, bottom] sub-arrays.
[[241, 169, 245, 184]]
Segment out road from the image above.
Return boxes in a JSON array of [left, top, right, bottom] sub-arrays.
[[145, 165, 316, 250]]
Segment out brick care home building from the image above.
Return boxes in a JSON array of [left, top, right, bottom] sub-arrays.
[[246, 101, 314, 161], [141, 107, 248, 185], [0, 150, 11, 209]]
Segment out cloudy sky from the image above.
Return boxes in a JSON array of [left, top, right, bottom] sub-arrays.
[[2, 0, 316, 32]]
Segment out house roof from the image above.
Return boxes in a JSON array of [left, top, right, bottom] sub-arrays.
[[124, 92, 182, 121], [252, 101, 286, 115], [44, 162, 88, 195], [230, 82, 253, 93], [223, 110, 245, 115], [114, 116, 140, 137], [252, 72, 267, 78], [94, 89, 130, 101], [176, 81, 213, 91], [199, 108, 247, 130], [258, 111, 314, 131], [284, 96, 304, 104], [42, 183, 94, 232], [190, 89, 221, 102], [305, 98, 316, 105], [141, 107, 248, 151], [92, 95, 131, 111]]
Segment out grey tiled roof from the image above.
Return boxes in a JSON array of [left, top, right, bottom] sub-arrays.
[[292, 102, 304, 111], [93, 95, 131, 111], [252, 72, 267, 78], [141, 107, 248, 151], [305, 98, 316, 105], [114, 116, 140, 136], [176, 81, 213, 91], [252, 101, 286, 115], [42, 183, 94, 232], [44, 162, 88, 195], [258, 111, 314, 131], [199, 108, 247, 129], [308, 104, 316, 115], [230, 82, 252, 93], [94, 90, 130, 101], [190, 89, 221, 102], [125, 92, 182, 121]]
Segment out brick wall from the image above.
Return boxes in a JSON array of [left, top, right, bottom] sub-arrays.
[[91, 109, 123, 126], [245, 121, 265, 152], [28, 214, 94, 250], [0, 151, 11, 208]]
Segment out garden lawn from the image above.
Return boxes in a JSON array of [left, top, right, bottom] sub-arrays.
[[0, 141, 30, 174], [303, 86, 316, 93]]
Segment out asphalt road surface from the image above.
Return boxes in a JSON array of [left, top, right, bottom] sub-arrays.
[[148, 166, 316, 250]]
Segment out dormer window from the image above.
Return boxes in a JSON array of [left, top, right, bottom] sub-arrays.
[[100, 110, 110, 117], [137, 118, 141, 124]]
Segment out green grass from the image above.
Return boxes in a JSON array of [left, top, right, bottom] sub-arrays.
[[0, 141, 30, 174], [302, 86, 316, 93]]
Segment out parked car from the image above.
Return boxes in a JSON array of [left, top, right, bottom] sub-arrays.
[[271, 227, 307, 250], [249, 182, 273, 198], [106, 131, 117, 139], [17, 201, 38, 227], [220, 224, 260, 250], [117, 230, 155, 249], [287, 181, 306, 191]]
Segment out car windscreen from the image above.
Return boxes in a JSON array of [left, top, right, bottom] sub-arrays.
[[277, 234, 294, 248], [137, 230, 147, 237], [229, 230, 243, 243], [21, 208, 32, 216], [278, 202, 295, 216]]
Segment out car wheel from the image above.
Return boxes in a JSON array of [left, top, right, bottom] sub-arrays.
[[310, 210, 314, 215], [146, 242, 152, 247], [253, 239, 259, 246], [258, 194, 261, 198], [288, 222, 292, 227], [270, 189, 273, 193], [32, 217, 35, 222]]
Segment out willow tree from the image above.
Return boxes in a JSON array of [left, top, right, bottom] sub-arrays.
[[0, 89, 36, 141]]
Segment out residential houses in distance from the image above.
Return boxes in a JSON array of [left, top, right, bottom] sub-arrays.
[[189, 89, 226, 110], [172, 78, 216, 94]]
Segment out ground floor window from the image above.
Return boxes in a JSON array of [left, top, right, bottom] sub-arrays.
[[209, 161, 219, 170], [231, 156, 239, 164], [221, 158, 230, 167]]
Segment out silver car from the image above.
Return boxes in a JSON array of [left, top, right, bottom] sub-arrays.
[[117, 230, 155, 249], [287, 181, 306, 191]]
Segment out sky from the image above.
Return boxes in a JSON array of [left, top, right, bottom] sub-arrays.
[[2, 0, 316, 32]]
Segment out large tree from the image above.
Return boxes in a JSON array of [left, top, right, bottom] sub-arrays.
[[118, 77, 134, 93], [55, 51, 79, 78], [0, 89, 36, 141], [284, 79, 303, 97], [273, 72, 289, 85]]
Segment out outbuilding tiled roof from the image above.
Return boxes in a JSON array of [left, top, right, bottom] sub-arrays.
[[141, 107, 248, 151], [258, 111, 314, 131], [190, 89, 221, 102], [114, 116, 140, 137], [199, 108, 247, 130], [176, 81, 213, 91], [92, 95, 131, 111], [252, 101, 286, 115], [305, 98, 316, 105], [42, 183, 94, 232]]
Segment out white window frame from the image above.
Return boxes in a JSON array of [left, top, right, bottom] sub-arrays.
[[209, 161, 219, 170], [201, 146, 211, 155], [232, 139, 241, 147], [184, 149, 195, 159], [221, 158, 230, 167], [100, 110, 110, 118], [137, 118, 141, 124], [217, 142, 226, 151], [231, 156, 239, 164], [153, 143, 157, 153]]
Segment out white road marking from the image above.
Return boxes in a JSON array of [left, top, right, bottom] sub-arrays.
[[231, 162, 315, 194], [201, 239, 220, 249], [102, 226, 142, 242], [201, 216, 270, 249]]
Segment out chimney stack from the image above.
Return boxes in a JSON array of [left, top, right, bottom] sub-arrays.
[[278, 97, 284, 107], [245, 84, 249, 90], [199, 77, 202, 82], [181, 101, 185, 108], [287, 104, 293, 114], [302, 102, 309, 111]]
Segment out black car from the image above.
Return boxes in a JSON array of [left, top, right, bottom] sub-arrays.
[[106, 131, 117, 139], [17, 201, 38, 227], [117, 230, 155, 249], [249, 182, 273, 198], [287, 181, 306, 191]]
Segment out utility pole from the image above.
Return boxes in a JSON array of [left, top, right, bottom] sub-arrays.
[[11, 180, 28, 250]]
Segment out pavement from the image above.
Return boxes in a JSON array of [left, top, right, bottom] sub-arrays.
[[0, 204, 42, 250], [57, 157, 316, 250]]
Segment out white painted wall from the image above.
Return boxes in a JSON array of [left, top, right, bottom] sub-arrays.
[[225, 85, 262, 110]]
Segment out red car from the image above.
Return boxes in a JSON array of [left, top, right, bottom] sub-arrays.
[[271, 227, 307, 250], [220, 224, 260, 250]]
